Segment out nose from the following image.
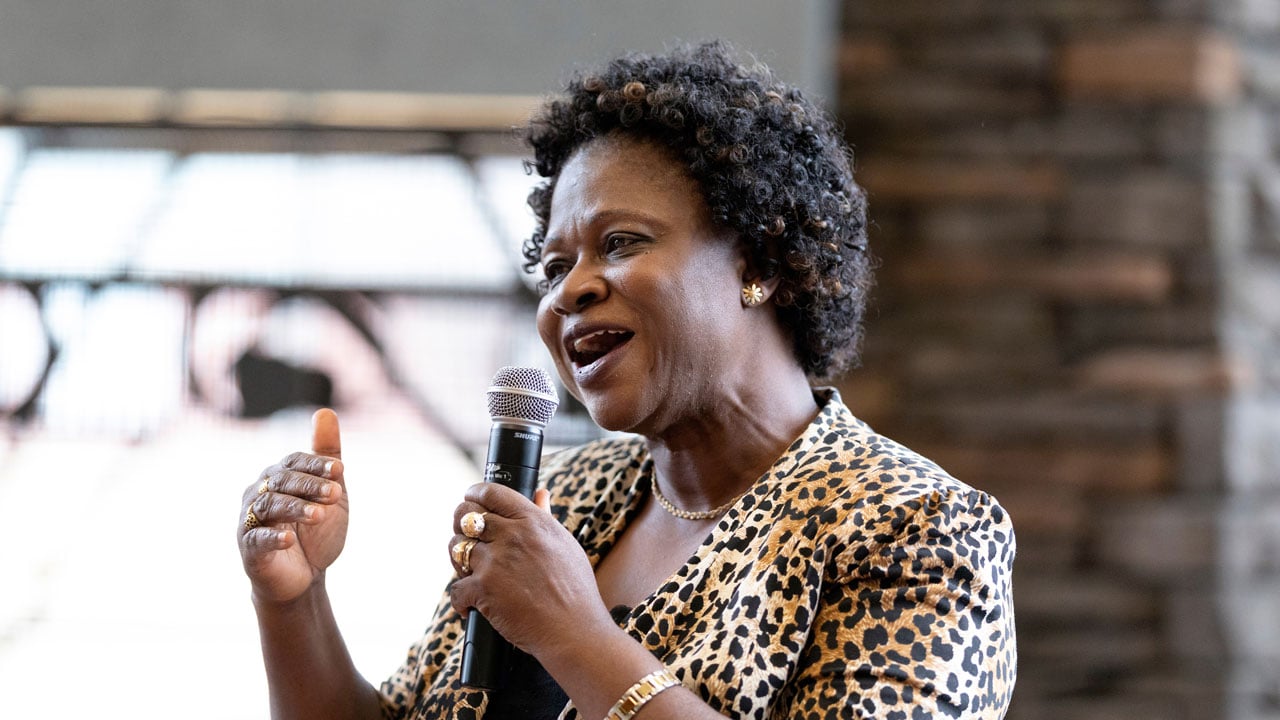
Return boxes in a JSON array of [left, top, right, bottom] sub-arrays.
[[549, 259, 607, 316]]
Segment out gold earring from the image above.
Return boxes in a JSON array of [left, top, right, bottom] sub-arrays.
[[741, 282, 764, 307]]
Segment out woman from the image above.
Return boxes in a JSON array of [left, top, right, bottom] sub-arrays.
[[238, 41, 1017, 719]]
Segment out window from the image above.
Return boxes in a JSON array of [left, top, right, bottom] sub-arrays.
[[0, 120, 597, 718]]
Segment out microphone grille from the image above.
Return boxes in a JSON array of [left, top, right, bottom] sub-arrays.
[[486, 366, 559, 427]]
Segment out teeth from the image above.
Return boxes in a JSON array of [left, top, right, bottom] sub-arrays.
[[572, 329, 628, 354]]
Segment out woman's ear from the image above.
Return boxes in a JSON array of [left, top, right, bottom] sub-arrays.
[[740, 274, 783, 307], [737, 240, 782, 307]]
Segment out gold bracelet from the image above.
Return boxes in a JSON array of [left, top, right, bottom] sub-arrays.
[[603, 668, 681, 720]]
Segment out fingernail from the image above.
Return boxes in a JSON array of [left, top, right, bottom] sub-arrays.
[[304, 505, 316, 520], [323, 460, 335, 477], [318, 482, 333, 499]]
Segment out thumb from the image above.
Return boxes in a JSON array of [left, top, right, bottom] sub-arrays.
[[311, 408, 342, 460], [534, 488, 551, 513]]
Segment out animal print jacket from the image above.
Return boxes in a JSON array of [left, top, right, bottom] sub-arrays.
[[380, 389, 1017, 719]]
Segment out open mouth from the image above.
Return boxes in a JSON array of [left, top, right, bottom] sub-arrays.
[[567, 328, 634, 368]]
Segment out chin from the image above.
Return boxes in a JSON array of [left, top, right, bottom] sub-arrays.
[[584, 404, 636, 434], [581, 391, 649, 435]]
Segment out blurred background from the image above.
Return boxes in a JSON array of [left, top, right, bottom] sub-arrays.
[[0, 1, 1276, 718]]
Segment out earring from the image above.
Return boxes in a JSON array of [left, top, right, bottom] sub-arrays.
[[741, 282, 764, 307]]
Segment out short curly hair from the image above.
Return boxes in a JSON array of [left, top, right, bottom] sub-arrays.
[[522, 40, 871, 380]]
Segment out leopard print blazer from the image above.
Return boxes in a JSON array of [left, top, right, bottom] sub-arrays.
[[380, 389, 1017, 719]]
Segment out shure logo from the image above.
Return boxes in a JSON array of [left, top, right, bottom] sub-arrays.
[[514, 432, 537, 440]]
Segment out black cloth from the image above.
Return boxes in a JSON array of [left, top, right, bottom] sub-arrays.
[[481, 650, 569, 720], [482, 606, 631, 720]]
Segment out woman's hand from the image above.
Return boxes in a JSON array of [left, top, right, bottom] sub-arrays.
[[238, 408, 349, 604], [447, 484, 616, 661]]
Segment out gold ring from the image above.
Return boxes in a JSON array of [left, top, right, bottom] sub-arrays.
[[460, 511, 487, 539], [258, 481, 270, 495], [451, 539, 477, 575], [244, 506, 260, 530]]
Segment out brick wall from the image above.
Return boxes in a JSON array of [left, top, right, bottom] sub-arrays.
[[836, 2, 1279, 718]]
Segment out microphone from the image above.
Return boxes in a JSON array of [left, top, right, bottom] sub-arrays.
[[461, 366, 559, 690]]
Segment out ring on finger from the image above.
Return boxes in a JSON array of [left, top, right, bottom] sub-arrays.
[[460, 511, 487, 539], [258, 481, 270, 495], [451, 539, 478, 575], [244, 506, 261, 530]]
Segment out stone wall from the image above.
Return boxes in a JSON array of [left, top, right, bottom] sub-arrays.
[[836, 2, 1279, 718]]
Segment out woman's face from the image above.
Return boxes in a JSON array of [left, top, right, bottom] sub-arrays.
[[535, 135, 748, 436]]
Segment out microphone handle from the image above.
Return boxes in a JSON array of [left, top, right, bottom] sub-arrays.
[[460, 425, 542, 689]]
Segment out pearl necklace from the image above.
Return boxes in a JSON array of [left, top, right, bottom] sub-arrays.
[[650, 478, 746, 521]]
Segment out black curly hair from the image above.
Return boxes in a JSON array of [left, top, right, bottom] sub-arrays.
[[522, 40, 871, 380]]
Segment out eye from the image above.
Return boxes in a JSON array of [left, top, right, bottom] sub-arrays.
[[605, 233, 644, 254], [541, 258, 572, 287]]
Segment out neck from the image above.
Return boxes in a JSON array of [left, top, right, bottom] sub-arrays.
[[645, 363, 818, 514]]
